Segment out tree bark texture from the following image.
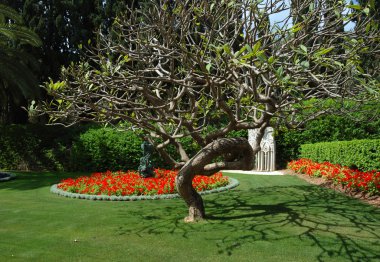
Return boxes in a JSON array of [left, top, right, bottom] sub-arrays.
[[175, 137, 256, 222]]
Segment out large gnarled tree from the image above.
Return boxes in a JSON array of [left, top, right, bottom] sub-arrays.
[[42, 0, 379, 222]]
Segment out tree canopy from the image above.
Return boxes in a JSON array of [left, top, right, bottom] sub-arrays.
[[0, 0, 134, 123], [42, 0, 380, 221]]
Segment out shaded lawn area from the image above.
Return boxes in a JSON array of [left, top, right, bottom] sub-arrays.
[[0, 172, 379, 262]]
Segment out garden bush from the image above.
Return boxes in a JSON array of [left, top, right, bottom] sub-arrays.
[[300, 139, 380, 171], [0, 124, 87, 171], [0, 125, 40, 170], [1, 124, 244, 172], [70, 127, 144, 171], [4, 115, 378, 172], [69, 125, 235, 172], [0, 124, 147, 172], [276, 113, 380, 168]]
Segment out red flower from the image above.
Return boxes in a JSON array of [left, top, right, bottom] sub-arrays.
[[58, 169, 229, 196], [288, 159, 379, 195]]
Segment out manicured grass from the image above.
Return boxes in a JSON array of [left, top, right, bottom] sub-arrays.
[[1, 172, 379, 262]]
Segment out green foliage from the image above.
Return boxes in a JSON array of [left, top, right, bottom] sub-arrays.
[[3, 116, 378, 172], [0, 0, 135, 123], [0, 124, 97, 170], [0, 3, 42, 124], [70, 127, 144, 172], [0, 125, 40, 170], [0, 124, 144, 171], [276, 129, 305, 168], [20, 0, 133, 80], [300, 139, 380, 171], [276, 112, 380, 168], [0, 124, 213, 172]]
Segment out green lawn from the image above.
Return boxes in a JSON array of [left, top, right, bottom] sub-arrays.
[[0, 172, 379, 262]]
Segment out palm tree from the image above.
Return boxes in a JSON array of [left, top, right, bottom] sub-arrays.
[[0, 3, 42, 123]]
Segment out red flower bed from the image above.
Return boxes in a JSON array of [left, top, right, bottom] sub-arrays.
[[288, 159, 380, 195], [57, 168, 229, 196]]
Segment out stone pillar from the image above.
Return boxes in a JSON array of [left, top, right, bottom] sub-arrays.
[[248, 127, 276, 171]]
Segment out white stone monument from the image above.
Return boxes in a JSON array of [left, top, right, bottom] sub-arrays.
[[248, 127, 276, 171]]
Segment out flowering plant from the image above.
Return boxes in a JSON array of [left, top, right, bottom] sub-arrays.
[[57, 168, 229, 196], [288, 159, 380, 195]]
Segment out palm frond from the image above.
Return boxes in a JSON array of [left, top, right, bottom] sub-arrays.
[[0, 56, 40, 100], [0, 4, 22, 24], [0, 44, 40, 71], [0, 80, 8, 104], [0, 23, 42, 47]]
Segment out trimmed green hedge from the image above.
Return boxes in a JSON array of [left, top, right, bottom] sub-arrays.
[[3, 120, 378, 172], [70, 127, 144, 171], [0, 124, 148, 172], [300, 139, 380, 171], [69, 128, 247, 171], [276, 114, 380, 168], [0, 124, 245, 172], [0, 124, 88, 171]]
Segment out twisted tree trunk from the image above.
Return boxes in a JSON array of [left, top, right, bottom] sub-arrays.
[[175, 137, 256, 222]]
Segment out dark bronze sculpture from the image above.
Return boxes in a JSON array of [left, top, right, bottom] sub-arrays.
[[138, 140, 154, 178]]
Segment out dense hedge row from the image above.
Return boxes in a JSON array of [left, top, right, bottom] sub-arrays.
[[0, 124, 247, 172], [1, 113, 379, 171], [0, 124, 83, 171], [275, 114, 380, 168], [300, 139, 380, 171], [70, 127, 149, 171], [0, 124, 147, 171]]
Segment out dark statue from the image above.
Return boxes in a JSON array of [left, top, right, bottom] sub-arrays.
[[138, 140, 155, 178]]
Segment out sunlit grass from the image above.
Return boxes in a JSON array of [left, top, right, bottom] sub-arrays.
[[0, 172, 379, 261]]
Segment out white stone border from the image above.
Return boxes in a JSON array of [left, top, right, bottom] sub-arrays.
[[222, 170, 285, 175], [0, 172, 16, 182], [50, 177, 239, 201]]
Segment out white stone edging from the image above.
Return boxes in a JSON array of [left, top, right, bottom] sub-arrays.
[[222, 170, 285, 175], [0, 172, 16, 182]]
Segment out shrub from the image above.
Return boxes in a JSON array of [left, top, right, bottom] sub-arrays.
[[0, 124, 97, 171], [300, 139, 380, 172], [276, 113, 380, 168], [0, 124, 247, 172], [70, 127, 144, 171], [69, 126, 224, 171], [0, 125, 40, 170]]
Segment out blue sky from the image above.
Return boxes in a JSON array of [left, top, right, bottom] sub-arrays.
[[268, 0, 357, 31]]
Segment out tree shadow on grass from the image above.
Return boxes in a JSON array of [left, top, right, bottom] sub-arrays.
[[116, 184, 380, 262], [2, 171, 379, 261], [204, 185, 380, 261]]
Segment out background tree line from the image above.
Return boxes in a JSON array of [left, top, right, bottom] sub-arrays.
[[0, 0, 134, 124], [0, 0, 379, 124]]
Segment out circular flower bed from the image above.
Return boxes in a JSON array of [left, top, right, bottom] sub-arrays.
[[0, 172, 16, 182], [51, 168, 239, 200]]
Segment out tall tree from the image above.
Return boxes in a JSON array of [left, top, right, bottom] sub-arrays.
[[0, 0, 135, 123], [42, 0, 379, 222], [0, 3, 42, 123], [20, 0, 135, 81]]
